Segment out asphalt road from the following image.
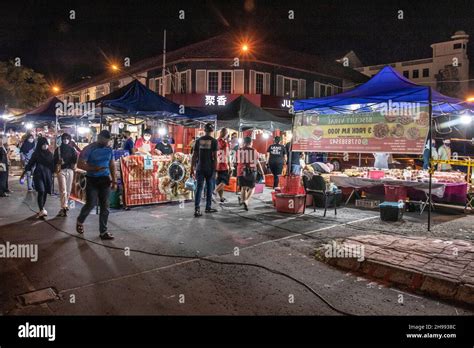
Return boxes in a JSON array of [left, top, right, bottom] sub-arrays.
[[0, 178, 472, 315]]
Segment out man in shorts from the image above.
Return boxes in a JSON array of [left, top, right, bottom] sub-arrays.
[[215, 128, 232, 202]]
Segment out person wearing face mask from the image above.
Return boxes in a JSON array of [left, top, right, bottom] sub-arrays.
[[134, 129, 154, 155], [20, 137, 54, 218], [19, 133, 36, 191], [438, 139, 452, 171], [54, 133, 78, 217], [0, 137, 9, 197], [423, 138, 438, 170], [155, 134, 174, 155], [76, 130, 116, 240]]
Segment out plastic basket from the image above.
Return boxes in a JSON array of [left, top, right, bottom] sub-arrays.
[[280, 175, 305, 194]]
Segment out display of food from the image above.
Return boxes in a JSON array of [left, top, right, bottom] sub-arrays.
[[340, 167, 467, 184]]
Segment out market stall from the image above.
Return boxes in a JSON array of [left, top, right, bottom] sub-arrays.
[[293, 66, 474, 229], [76, 79, 216, 207]]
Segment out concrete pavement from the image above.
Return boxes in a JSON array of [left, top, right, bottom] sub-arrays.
[[0, 177, 473, 315]]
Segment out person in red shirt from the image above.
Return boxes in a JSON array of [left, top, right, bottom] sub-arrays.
[[237, 137, 264, 211], [134, 129, 154, 155], [214, 128, 232, 202]]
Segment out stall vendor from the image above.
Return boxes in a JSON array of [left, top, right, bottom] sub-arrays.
[[122, 131, 134, 155], [423, 139, 439, 170], [437, 139, 452, 171], [134, 129, 154, 155], [373, 152, 390, 169], [155, 134, 174, 155]]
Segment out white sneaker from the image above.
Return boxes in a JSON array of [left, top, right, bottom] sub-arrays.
[[38, 209, 48, 218]]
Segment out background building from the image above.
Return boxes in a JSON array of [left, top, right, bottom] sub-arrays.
[[337, 31, 470, 98], [62, 32, 368, 117]]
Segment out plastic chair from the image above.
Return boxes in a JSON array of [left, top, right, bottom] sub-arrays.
[[303, 174, 339, 217]]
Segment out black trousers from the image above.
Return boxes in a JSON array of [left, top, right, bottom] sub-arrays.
[[37, 191, 47, 210], [0, 171, 7, 194], [269, 162, 283, 188], [77, 176, 111, 235]]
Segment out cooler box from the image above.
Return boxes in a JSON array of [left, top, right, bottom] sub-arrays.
[[275, 193, 306, 214], [265, 174, 274, 187], [254, 183, 264, 194], [271, 188, 281, 206], [368, 170, 385, 180], [379, 201, 404, 221], [224, 177, 238, 192], [384, 185, 408, 202]]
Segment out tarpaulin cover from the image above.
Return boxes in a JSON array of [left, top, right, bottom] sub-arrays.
[[88, 80, 216, 124], [294, 66, 474, 116], [206, 95, 291, 131]]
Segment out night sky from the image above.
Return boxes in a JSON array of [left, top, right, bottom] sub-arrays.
[[1, 0, 474, 87]]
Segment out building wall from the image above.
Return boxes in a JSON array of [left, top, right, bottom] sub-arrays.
[[354, 34, 470, 98]]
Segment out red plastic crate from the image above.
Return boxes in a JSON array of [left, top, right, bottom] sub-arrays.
[[275, 193, 306, 214], [265, 174, 274, 187], [280, 175, 305, 194], [271, 188, 281, 206], [384, 185, 408, 202], [224, 177, 238, 192]]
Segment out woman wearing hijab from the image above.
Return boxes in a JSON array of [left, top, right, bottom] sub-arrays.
[[20, 137, 54, 218], [20, 133, 36, 191]]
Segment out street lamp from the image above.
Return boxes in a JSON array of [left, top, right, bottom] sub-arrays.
[[51, 85, 61, 94], [466, 97, 474, 102]]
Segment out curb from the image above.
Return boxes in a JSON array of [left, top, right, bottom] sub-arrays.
[[316, 247, 474, 307]]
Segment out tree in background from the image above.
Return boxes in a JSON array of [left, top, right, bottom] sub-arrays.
[[0, 61, 49, 110]]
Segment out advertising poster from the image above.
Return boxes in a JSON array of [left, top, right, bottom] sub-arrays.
[[121, 154, 193, 206], [292, 106, 429, 154]]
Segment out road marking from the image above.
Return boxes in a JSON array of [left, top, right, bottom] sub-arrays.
[[58, 215, 378, 293]]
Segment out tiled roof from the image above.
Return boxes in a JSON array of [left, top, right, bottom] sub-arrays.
[[63, 32, 368, 93]]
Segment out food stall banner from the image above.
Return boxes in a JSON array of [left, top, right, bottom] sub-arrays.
[[292, 106, 429, 154], [121, 154, 192, 206]]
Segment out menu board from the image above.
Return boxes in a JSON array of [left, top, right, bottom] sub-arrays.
[[292, 107, 429, 154], [121, 154, 193, 206]]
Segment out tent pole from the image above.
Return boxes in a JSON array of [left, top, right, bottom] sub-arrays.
[[288, 111, 297, 176], [100, 104, 103, 132], [428, 87, 433, 232]]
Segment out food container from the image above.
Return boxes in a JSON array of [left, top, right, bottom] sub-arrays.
[[368, 170, 385, 180], [275, 193, 306, 214]]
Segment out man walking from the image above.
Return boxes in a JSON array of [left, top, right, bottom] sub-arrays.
[[191, 123, 218, 217], [76, 130, 116, 240], [266, 136, 287, 188], [215, 128, 231, 202], [54, 133, 78, 217]]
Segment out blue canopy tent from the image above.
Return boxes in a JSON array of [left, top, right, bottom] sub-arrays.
[[295, 66, 474, 116], [83, 80, 216, 128], [294, 66, 474, 231]]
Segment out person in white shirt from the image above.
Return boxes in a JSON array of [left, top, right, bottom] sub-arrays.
[[373, 152, 390, 169]]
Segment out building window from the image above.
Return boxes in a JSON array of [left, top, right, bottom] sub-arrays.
[[454, 43, 462, 49], [179, 70, 190, 94], [412, 70, 419, 79], [255, 72, 264, 94], [403, 70, 409, 78], [95, 86, 106, 99], [320, 83, 333, 97], [110, 80, 120, 92], [283, 77, 299, 98], [422, 68, 429, 78], [207, 70, 233, 94], [221, 71, 232, 93], [208, 71, 219, 93]]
